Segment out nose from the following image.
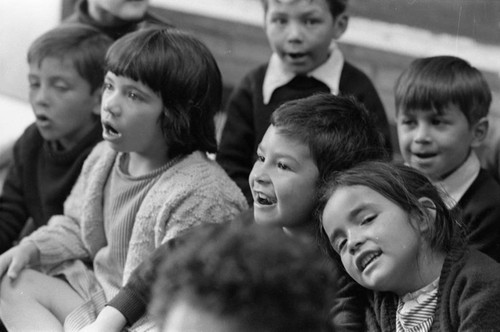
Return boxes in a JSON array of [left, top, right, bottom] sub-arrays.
[[32, 84, 49, 107], [249, 161, 271, 186], [347, 231, 365, 255], [101, 91, 120, 117], [414, 123, 431, 144], [286, 21, 303, 44]]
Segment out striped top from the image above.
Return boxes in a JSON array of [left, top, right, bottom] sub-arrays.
[[396, 278, 439, 332]]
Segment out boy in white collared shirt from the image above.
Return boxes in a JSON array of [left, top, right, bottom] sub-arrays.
[[217, 0, 392, 203], [395, 55, 500, 262]]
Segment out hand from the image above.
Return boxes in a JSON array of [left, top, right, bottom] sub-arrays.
[[0, 242, 39, 280], [79, 306, 127, 332]]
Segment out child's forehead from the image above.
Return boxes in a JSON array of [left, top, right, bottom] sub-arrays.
[[266, 0, 330, 10]]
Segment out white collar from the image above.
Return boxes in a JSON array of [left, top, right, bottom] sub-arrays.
[[434, 152, 480, 208], [262, 41, 344, 104]]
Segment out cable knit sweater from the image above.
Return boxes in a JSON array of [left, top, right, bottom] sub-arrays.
[[364, 247, 500, 331], [22, 141, 248, 331]]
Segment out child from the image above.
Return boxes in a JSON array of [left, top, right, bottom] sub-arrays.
[[319, 161, 500, 331], [150, 221, 336, 332], [0, 28, 247, 332], [64, 0, 173, 40], [395, 55, 500, 262], [0, 24, 113, 254], [217, 0, 393, 203], [81, 93, 388, 332]]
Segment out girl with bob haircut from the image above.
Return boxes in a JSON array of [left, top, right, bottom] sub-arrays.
[[318, 161, 500, 331], [0, 28, 247, 331]]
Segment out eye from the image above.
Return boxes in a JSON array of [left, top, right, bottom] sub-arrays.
[[103, 82, 113, 92], [304, 18, 320, 26], [361, 214, 376, 225], [333, 237, 346, 253], [400, 118, 415, 126], [256, 153, 265, 163], [28, 81, 40, 89], [431, 118, 444, 126], [277, 161, 289, 170], [54, 84, 69, 92]]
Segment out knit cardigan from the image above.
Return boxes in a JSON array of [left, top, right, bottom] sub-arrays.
[[364, 247, 500, 331], [22, 141, 248, 330]]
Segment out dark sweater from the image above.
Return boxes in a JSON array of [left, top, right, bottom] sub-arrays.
[[454, 168, 500, 262], [0, 122, 102, 254], [216, 62, 392, 202], [365, 247, 500, 331], [64, 0, 173, 40]]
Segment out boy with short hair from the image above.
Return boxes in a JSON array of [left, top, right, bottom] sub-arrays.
[[151, 222, 337, 332], [217, 0, 392, 202], [395, 55, 500, 262], [82, 93, 387, 331], [0, 24, 112, 254]]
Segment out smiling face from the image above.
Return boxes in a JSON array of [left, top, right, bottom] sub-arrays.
[[28, 56, 100, 150], [249, 125, 319, 229], [397, 105, 484, 181], [101, 72, 167, 158], [321, 185, 426, 296], [264, 0, 345, 75]]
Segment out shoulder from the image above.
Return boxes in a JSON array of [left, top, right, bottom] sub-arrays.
[[460, 169, 500, 208], [155, 152, 247, 205], [13, 123, 43, 155], [442, 247, 500, 293]]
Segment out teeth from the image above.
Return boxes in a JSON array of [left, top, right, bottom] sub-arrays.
[[256, 193, 275, 205], [361, 252, 380, 270]]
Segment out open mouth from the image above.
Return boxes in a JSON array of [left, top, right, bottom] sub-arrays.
[[102, 122, 122, 138], [255, 192, 277, 206], [413, 152, 437, 159], [357, 251, 382, 272], [36, 114, 49, 122]]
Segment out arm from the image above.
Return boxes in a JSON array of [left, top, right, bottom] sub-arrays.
[[216, 74, 257, 203], [0, 137, 31, 254], [329, 259, 367, 331]]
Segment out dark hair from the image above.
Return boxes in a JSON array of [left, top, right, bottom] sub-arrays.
[[394, 55, 491, 125], [27, 23, 113, 93], [105, 28, 222, 158], [317, 161, 464, 261], [150, 222, 336, 332], [271, 93, 388, 185], [261, 0, 348, 18]]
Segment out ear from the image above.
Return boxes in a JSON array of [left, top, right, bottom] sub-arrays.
[[470, 117, 489, 148], [90, 87, 102, 116], [332, 13, 348, 39], [416, 197, 436, 233]]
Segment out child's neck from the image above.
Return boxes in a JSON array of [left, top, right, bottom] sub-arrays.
[[123, 151, 172, 177], [398, 248, 446, 297]]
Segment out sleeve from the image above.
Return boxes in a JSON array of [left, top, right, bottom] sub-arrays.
[[329, 259, 368, 331], [20, 153, 96, 267], [107, 239, 180, 326], [457, 173, 500, 262], [216, 73, 257, 203], [449, 252, 500, 331], [341, 63, 393, 156], [0, 136, 31, 254]]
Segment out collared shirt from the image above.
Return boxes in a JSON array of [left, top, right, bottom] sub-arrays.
[[434, 152, 481, 208], [396, 277, 439, 332], [262, 42, 344, 104]]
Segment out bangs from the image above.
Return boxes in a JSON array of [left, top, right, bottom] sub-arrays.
[[105, 29, 167, 95]]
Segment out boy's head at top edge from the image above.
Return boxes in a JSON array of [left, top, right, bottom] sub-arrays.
[[261, 0, 349, 75], [395, 55, 491, 181], [102, 28, 222, 159], [27, 23, 113, 150], [249, 93, 387, 231], [87, 0, 150, 23]]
